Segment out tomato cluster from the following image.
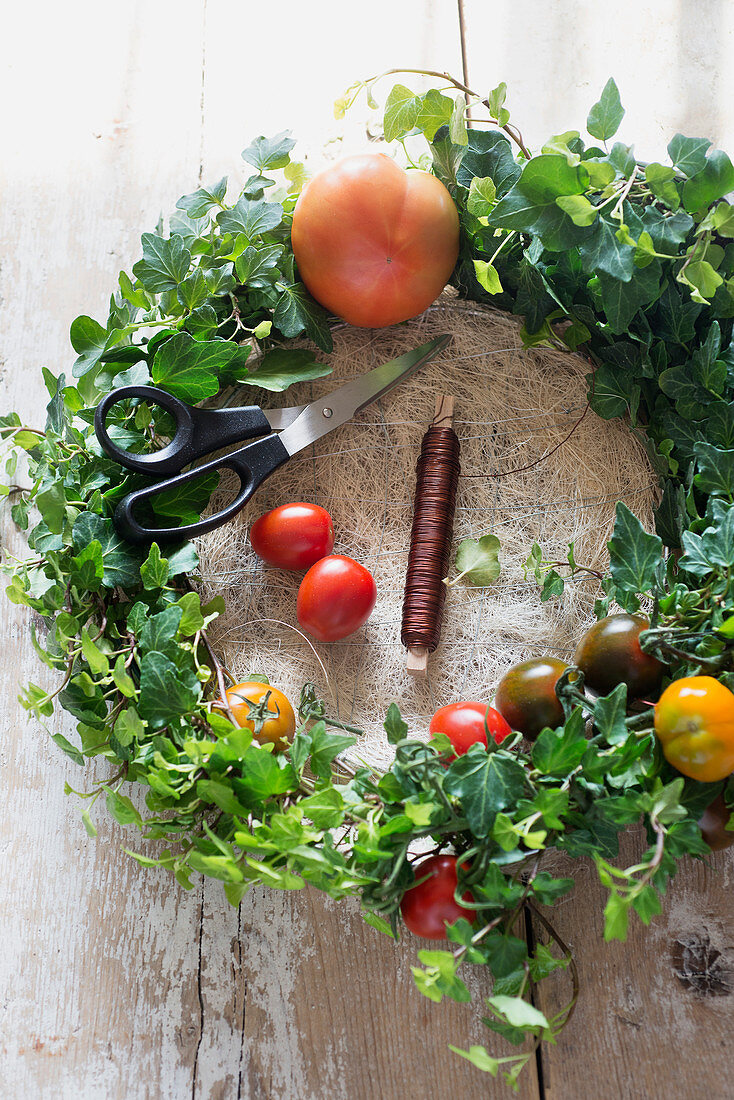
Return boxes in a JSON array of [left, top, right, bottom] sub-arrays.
[[491, 614, 665, 742], [249, 502, 377, 643]]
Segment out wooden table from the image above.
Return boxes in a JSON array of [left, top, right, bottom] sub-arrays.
[[2, 4, 732, 1097]]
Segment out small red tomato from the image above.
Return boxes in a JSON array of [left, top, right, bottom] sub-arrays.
[[494, 657, 568, 741], [249, 502, 334, 570], [400, 854, 476, 940], [429, 701, 512, 758], [297, 554, 377, 642]]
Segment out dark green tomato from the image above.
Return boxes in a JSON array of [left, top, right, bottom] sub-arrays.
[[494, 657, 568, 741], [698, 793, 734, 851], [574, 613, 663, 701]]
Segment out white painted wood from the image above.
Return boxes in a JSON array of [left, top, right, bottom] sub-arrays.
[[3, 2, 733, 1096]]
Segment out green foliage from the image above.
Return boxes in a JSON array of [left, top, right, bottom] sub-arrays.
[[5, 94, 734, 1092]]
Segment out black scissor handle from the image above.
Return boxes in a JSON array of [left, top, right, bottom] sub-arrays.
[[94, 385, 272, 476], [113, 432, 290, 545]]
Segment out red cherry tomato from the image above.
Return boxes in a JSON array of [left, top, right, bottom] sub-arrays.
[[249, 502, 334, 570], [494, 658, 568, 741], [400, 854, 476, 940], [291, 153, 460, 328], [297, 554, 377, 642], [429, 701, 512, 758]]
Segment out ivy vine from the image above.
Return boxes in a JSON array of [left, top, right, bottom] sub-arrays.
[[3, 76, 734, 1088]]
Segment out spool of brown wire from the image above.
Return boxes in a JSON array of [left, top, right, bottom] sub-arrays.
[[402, 395, 460, 677]]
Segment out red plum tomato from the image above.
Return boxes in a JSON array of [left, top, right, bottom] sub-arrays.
[[249, 502, 334, 570], [297, 554, 377, 642], [494, 658, 568, 741], [574, 613, 663, 700], [225, 681, 296, 751], [400, 854, 476, 940], [291, 153, 460, 328], [429, 701, 512, 758]]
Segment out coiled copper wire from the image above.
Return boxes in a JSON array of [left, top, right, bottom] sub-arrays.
[[401, 415, 461, 654]]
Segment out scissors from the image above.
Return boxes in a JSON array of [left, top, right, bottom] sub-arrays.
[[94, 334, 450, 546]]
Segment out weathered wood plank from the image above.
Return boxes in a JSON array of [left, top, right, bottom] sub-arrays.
[[530, 830, 734, 1100], [0, 4, 210, 1097]]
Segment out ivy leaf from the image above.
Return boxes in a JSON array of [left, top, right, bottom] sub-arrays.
[[448, 1045, 500, 1075], [243, 348, 331, 392], [383, 84, 422, 142], [72, 513, 142, 590], [487, 82, 510, 127], [555, 194, 598, 227], [473, 260, 503, 295], [105, 789, 143, 828], [593, 684, 629, 746], [444, 747, 526, 836], [241, 131, 295, 171], [532, 713, 588, 776], [234, 243, 283, 287], [273, 282, 333, 351], [176, 177, 228, 218], [457, 130, 520, 198], [233, 747, 297, 805], [667, 134, 711, 177], [151, 333, 251, 401], [384, 702, 408, 745], [490, 994, 550, 1035], [140, 542, 170, 590], [682, 150, 734, 213], [607, 502, 663, 603], [132, 233, 191, 293], [216, 196, 283, 238], [644, 163, 680, 210], [415, 88, 454, 141], [449, 534, 501, 587], [693, 440, 734, 497], [587, 78, 625, 141], [138, 652, 200, 727], [466, 176, 497, 217], [579, 216, 636, 281], [309, 722, 356, 779], [68, 541, 104, 593], [602, 891, 630, 941], [299, 787, 345, 830]]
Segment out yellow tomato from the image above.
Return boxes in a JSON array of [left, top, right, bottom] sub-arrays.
[[654, 675, 734, 782]]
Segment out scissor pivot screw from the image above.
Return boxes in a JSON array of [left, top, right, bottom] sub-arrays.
[[322, 407, 333, 418]]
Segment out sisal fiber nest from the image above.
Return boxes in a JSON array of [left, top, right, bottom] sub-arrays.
[[197, 297, 657, 771]]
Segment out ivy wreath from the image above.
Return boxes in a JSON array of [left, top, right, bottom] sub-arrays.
[[3, 74, 734, 1088]]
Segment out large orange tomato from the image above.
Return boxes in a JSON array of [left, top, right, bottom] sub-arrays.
[[654, 675, 734, 782], [291, 154, 460, 328]]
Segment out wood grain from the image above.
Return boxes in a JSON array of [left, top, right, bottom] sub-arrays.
[[530, 830, 734, 1100], [2, 2, 733, 1097]]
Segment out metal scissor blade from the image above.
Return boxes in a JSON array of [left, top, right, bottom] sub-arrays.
[[264, 405, 309, 431], [276, 335, 451, 458]]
